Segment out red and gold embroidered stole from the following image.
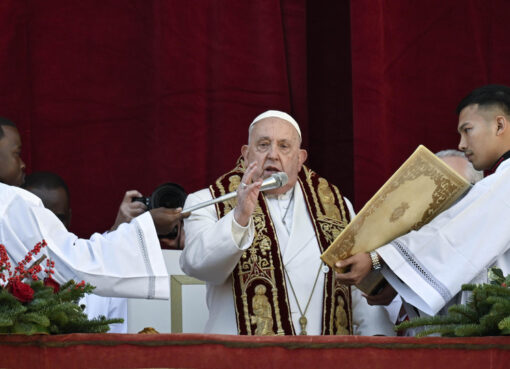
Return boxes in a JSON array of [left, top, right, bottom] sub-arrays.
[[210, 160, 352, 335]]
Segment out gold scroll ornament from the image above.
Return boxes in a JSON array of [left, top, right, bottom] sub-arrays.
[[320, 145, 471, 294]]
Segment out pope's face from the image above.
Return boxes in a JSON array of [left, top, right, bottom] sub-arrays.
[[458, 104, 502, 171], [440, 156, 473, 183], [0, 126, 26, 186], [242, 117, 307, 194]]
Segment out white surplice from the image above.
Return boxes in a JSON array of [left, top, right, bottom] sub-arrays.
[[81, 294, 128, 333], [180, 183, 395, 335], [0, 183, 169, 299], [378, 158, 510, 316]]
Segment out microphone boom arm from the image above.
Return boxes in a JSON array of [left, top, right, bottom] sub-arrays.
[[182, 191, 237, 214], [182, 172, 288, 214]]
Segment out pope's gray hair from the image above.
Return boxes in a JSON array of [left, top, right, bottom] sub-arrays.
[[436, 149, 483, 184]]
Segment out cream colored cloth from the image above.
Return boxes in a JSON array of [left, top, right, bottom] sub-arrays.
[[0, 183, 170, 299], [181, 183, 395, 335]]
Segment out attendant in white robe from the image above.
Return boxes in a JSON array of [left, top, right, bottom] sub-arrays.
[[181, 110, 395, 335], [382, 150, 484, 328], [0, 118, 183, 301], [336, 84, 510, 317], [24, 172, 151, 333], [1, 182, 182, 299]]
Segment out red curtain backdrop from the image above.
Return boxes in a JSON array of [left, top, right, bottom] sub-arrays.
[[0, 0, 309, 236], [1, 1, 510, 235], [351, 0, 510, 208]]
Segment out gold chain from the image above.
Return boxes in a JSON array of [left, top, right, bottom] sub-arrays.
[[283, 262, 322, 335]]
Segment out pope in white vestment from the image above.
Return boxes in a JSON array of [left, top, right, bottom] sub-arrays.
[[377, 157, 510, 316], [180, 110, 395, 336], [181, 184, 395, 335], [1, 183, 170, 299]]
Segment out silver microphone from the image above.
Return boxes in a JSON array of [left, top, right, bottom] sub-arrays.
[[260, 171, 288, 192], [182, 172, 288, 214]]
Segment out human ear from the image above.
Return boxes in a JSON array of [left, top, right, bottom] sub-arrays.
[[241, 145, 249, 163], [298, 149, 308, 167], [495, 116, 508, 136]]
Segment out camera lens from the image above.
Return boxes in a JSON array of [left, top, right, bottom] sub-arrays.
[[151, 183, 187, 209]]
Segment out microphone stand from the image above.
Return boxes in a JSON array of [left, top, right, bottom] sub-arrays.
[[182, 191, 237, 214], [182, 172, 288, 214]]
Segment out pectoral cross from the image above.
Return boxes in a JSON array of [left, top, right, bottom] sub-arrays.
[[299, 316, 307, 335]]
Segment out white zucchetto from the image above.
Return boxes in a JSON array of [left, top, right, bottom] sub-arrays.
[[249, 110, 301, 139]]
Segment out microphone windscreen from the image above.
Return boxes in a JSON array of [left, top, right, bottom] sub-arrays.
[[275, 172, 288, 186]]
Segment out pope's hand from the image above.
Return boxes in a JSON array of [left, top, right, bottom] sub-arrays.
[[150, 207, 188, 235], [335, 252, 373, 285], [234, 161, 263, 226]]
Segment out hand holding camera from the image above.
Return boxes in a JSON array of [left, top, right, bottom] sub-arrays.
[[130, 183, 188, 249], [111, 190, 148, 231]]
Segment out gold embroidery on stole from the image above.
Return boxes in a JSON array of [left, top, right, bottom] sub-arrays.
[[334, 295, 350, 335], [236, 202, 288, 335], [300, 166, 353, 335], [211, 162, 352, 335], [250, 284, 274, 335]]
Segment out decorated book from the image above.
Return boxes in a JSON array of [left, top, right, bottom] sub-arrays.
[[320, 145, 471, 294]]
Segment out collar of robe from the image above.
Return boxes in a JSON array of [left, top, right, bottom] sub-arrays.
[[487, 150, 510, 174]]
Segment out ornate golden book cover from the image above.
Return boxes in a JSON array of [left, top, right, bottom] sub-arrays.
[[321, 145, 471, 293]]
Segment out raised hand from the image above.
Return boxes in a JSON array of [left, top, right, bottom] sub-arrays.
[[233, 162, 263, 226]]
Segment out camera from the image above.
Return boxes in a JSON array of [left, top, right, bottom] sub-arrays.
[[133, 182, 187, 240]]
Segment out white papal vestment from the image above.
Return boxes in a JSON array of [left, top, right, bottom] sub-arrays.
[[180, 183, 395, 335], [378, 158, 510, 316], [0, 183, 169, 300]]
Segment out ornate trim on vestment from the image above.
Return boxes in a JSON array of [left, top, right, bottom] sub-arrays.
[[210, 158, 353, 335]]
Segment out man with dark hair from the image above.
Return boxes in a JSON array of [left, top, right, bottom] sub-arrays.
[[0, 117, 25, 186], [336, 84, 510, 317], [0, 116, 17, 137], [24, 171, 72, 228], [456, 84, 510, 117]]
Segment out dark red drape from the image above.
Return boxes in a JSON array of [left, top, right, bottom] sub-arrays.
[[351, 0, 510, 208], [0, 0, 308, 236], [2, 1, 510, 235]]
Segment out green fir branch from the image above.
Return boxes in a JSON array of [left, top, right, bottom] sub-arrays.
[[415, 324, 459, 338], [400, 267, 510, 337], [396, 314, 461, 332], [454, 323, 489, 337], [447, 304, 478, 323], [497, 315, 510, 331], [460, 284, 477, 292]]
